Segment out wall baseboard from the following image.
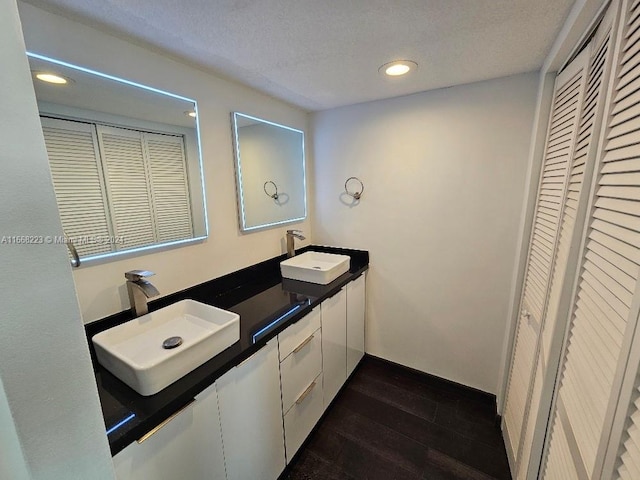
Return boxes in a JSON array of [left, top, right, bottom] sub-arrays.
[[364, 353, 497, 407]]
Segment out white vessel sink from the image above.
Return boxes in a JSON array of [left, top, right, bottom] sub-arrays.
[[92, 300, 239, 396], [280, 251, 351, 285]]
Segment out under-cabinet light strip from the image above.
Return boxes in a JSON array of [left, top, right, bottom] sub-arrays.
[[251, 304, 302, 344], [106, 413, 136, 435]]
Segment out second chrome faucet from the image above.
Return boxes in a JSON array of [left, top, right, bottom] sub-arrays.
[[286, 230, 305, 258]]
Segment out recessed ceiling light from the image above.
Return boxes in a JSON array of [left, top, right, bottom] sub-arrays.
[[35, 72, 69, 85], [185, 110, 197, 118], [379, 60, 418, 77]]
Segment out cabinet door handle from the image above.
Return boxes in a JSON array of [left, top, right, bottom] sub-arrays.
[[137, 399, 196, 444], [295, 381, 317, 405], [293, 334, 314, 354]]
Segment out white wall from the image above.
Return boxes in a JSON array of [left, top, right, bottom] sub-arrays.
[[0, 381, 29, 480], [18, 2, 313, 322], [0, 0, 115, 477], [312, 73, 539, 394]]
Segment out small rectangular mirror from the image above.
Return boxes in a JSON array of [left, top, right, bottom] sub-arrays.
[[232, 112, 307, 232], [28, 53, 207, 264]]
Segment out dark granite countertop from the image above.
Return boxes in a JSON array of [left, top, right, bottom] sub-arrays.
[[85, 245, 368, 455]]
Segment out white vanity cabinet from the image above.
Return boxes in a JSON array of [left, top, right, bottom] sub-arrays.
[[112, 382, 226, 480], [346, 274, 365, 377], [216, 339, 286, 480], [112, 272, 367, 480], [321, 287, 348, 407], [277, 307, 323, 461]]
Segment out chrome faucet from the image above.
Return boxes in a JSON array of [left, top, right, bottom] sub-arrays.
[[286, 230, 305, 258], [125, 270, 160, 317]]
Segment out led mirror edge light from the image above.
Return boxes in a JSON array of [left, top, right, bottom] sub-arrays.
[[233, 112, 304, 134], [301, 127, 308, 221], [77, 236, 208, 267], [26, 52, 196, 104], [27, 52, 210, 260], [232, 112, 307, 233], [241, 216, 308, 233], [194, 102, 209, 238], [231, 112, 249, 231]]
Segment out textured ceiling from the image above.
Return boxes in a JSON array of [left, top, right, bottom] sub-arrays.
[[22, 0, 575, 111]]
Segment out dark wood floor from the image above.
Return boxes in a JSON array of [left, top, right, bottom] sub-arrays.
[[283, 355, 512, 480]]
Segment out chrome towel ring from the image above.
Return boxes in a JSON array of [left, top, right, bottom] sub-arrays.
[[263, 180, 279, 200], [344, 177, 364, 200]]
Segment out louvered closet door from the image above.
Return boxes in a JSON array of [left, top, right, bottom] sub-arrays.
[[612, 372, 640, 480], [503, 47, 590, 464], [97, 125, 157, 250], [40, 117, 114, 258], [542, 0, 640, 477], [516, 6, 619, 479], [604, 325, 640, 480], [144, 132, 193, 243]]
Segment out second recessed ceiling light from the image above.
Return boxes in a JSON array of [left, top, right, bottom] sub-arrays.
[[379, 60, 418, 77]]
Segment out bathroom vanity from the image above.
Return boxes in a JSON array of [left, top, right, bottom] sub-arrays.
[[85, 245, 368, 479]]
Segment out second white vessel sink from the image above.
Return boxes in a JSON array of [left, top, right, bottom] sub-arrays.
[[280, 251, 351, 285], [93, 300, 239, 396]]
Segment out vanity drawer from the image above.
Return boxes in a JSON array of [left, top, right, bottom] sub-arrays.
[[283, 373, 323, 463], [278, 306, 321, 361], [280, 329, 322, 413]]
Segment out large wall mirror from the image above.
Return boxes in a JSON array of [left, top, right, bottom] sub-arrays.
[[232, 112, 306, 232], [28, 53, 207, 265]]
